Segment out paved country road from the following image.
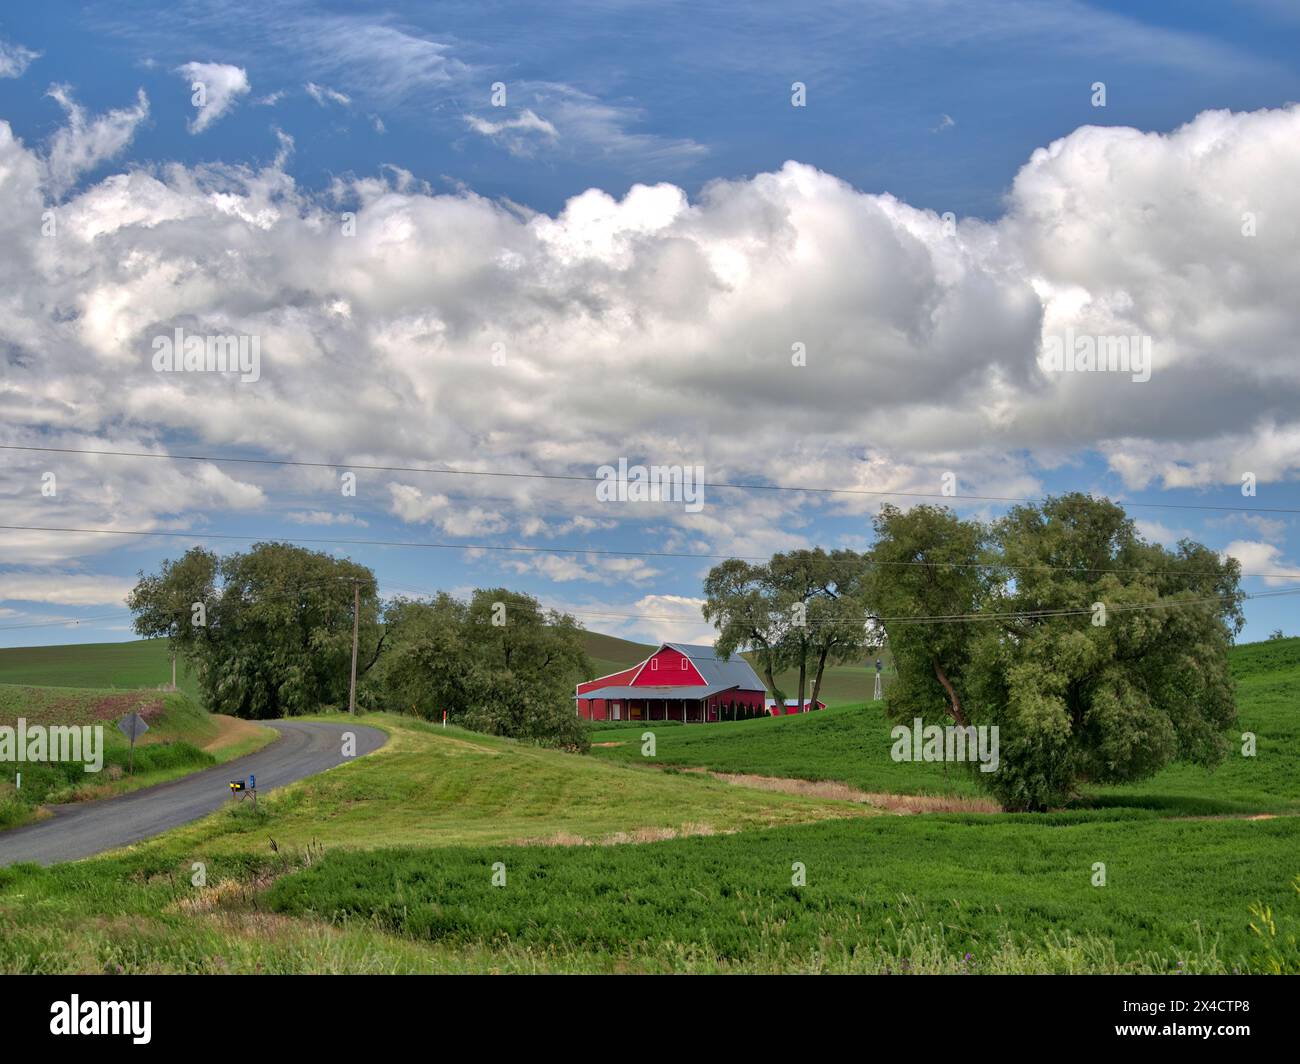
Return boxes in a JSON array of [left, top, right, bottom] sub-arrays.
[[0, 721, 387, 868]]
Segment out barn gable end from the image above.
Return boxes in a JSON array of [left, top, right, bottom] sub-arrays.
[[630, 646, 707, 686]]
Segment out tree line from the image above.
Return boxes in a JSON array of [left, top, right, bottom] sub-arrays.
[[129, 493, 1244, 808], [703, 493, 1244, 810], [129, 545, 590, 750]]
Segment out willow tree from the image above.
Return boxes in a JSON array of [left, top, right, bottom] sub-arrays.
[[128, 544, 381, 718], [127, 547, 219, 690], [867, 494, 1244, 810]]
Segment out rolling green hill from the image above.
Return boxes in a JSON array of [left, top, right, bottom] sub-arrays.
[[577, 631, 653, 679], [0, 708, 1294, 973], [0, 639, 268, 829]]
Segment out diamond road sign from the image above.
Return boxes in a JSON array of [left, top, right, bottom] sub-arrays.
[[117, 712, 150, 742]]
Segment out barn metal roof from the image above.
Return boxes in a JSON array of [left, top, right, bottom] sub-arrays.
[[576, 683, 741, 701], [662, 643, 765, 692]]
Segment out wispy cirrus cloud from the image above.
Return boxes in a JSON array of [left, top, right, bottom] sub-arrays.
[[464, 108, 557, 157], [43, 84, 149, 197], [0, 36, 39, 78], [289, 15, 467, 103], [305, 81, 351, 108], [503, 83, 707, 165], [0, 572, 134, 607], [175, 60, 250, 133]]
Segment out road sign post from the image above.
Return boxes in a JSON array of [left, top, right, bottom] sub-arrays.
[[117, 712, 151, 776]]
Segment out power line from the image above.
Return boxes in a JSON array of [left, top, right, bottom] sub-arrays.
[[3, 442, 1296, 514], [7, 570, 1294, 635], [0, 522, 1295, 582], [7, 584, 1291, 635], [369, 580, 1300, 626], [0, 574, 369, 632]]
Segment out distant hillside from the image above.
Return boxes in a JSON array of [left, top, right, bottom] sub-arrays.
[[0, 631, 886, 706], [578, 631, 654, 678], [0, 639, 199, 699]]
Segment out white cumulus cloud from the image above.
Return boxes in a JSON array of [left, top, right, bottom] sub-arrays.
[[0, 104, 1297, 572]]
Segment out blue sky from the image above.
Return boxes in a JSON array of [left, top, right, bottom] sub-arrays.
[[1, 0, 1299, 650], [2, 2, 1298, 218]]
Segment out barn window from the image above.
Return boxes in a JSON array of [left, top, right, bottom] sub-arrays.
[[680, 658, 688, 670], [651, 658, 659, 671]]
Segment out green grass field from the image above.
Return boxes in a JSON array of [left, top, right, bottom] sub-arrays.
[[264, 812, 1299, 973], [589, 702, 979, 799], [0, 635, 1294, 973]]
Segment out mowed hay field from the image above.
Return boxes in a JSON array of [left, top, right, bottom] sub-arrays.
[[0, 637, 1295, 973]]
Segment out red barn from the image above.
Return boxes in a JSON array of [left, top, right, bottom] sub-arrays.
[[575, 642, 767, 723]]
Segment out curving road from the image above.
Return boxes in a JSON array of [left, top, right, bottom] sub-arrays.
[[0, 720, 387, 868]]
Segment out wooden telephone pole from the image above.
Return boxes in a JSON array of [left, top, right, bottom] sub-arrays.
[[348, 579, 360, 715]]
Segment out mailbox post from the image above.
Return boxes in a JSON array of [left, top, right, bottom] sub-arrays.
[[229, 776, 258, 809]]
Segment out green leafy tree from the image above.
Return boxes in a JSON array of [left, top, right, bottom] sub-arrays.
[[703, 558, 790, 701], [129, 544, 382, 719], [374, 587, 590, 749], [770, 549, 872, 713], [705, 550, 871, 710], [867, 494, 1244, 810], [369, 593, 470, 720], [127, 547, 219, 687]]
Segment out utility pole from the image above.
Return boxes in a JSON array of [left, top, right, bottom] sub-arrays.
[[348, 579, 360, 715]]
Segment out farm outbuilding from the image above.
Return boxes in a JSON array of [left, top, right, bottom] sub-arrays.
[[765, 698, 827, 715], [575, 642, 767, 723]]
